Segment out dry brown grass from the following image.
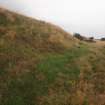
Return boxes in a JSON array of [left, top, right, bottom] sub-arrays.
[[1, 7, 105, 105]]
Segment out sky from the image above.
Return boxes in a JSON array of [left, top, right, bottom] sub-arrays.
[[0, 0, 105, 38]]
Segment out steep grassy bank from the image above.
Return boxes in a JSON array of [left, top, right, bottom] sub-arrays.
[[0, 8, 105, 105]]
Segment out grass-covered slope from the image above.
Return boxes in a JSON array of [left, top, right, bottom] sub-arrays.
[[0, 8, 105, 105]]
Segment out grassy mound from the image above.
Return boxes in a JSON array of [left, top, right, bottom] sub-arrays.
[[0, 8, 105, 105]]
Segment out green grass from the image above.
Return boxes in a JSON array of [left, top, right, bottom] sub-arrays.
[[2, 71, 48, 105], [0, 14, 7, 25], [0, 44, 89, 105], [37, 44, 88, 83]]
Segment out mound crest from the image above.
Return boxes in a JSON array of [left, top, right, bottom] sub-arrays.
[[0, 8, 78, 53]]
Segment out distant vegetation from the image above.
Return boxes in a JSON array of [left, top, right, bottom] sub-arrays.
[[73, 33, 96, 42], [0, 8, 105, 105], [100, 37, 105, 41]]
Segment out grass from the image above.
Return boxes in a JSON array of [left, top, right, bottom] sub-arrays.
[[1, 8, 105, 105], [0, 14, 7, 25], [1, 71, 48, 105], [0, 42, 89, 105], [37, 44, 88, 83]]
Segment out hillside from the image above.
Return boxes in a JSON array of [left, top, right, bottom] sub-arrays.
[[0, 8, 105, 105]]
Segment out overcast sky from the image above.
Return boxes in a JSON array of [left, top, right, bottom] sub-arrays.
[[0, 0, 105, 38]]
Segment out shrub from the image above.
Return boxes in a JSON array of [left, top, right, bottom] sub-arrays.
[[73, 33, 84, 40]]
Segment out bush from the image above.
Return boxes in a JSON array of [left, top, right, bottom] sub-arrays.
[[89, 37, 94, 40], [73, 33, 84, 40], [101, 38, 105, 41]]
